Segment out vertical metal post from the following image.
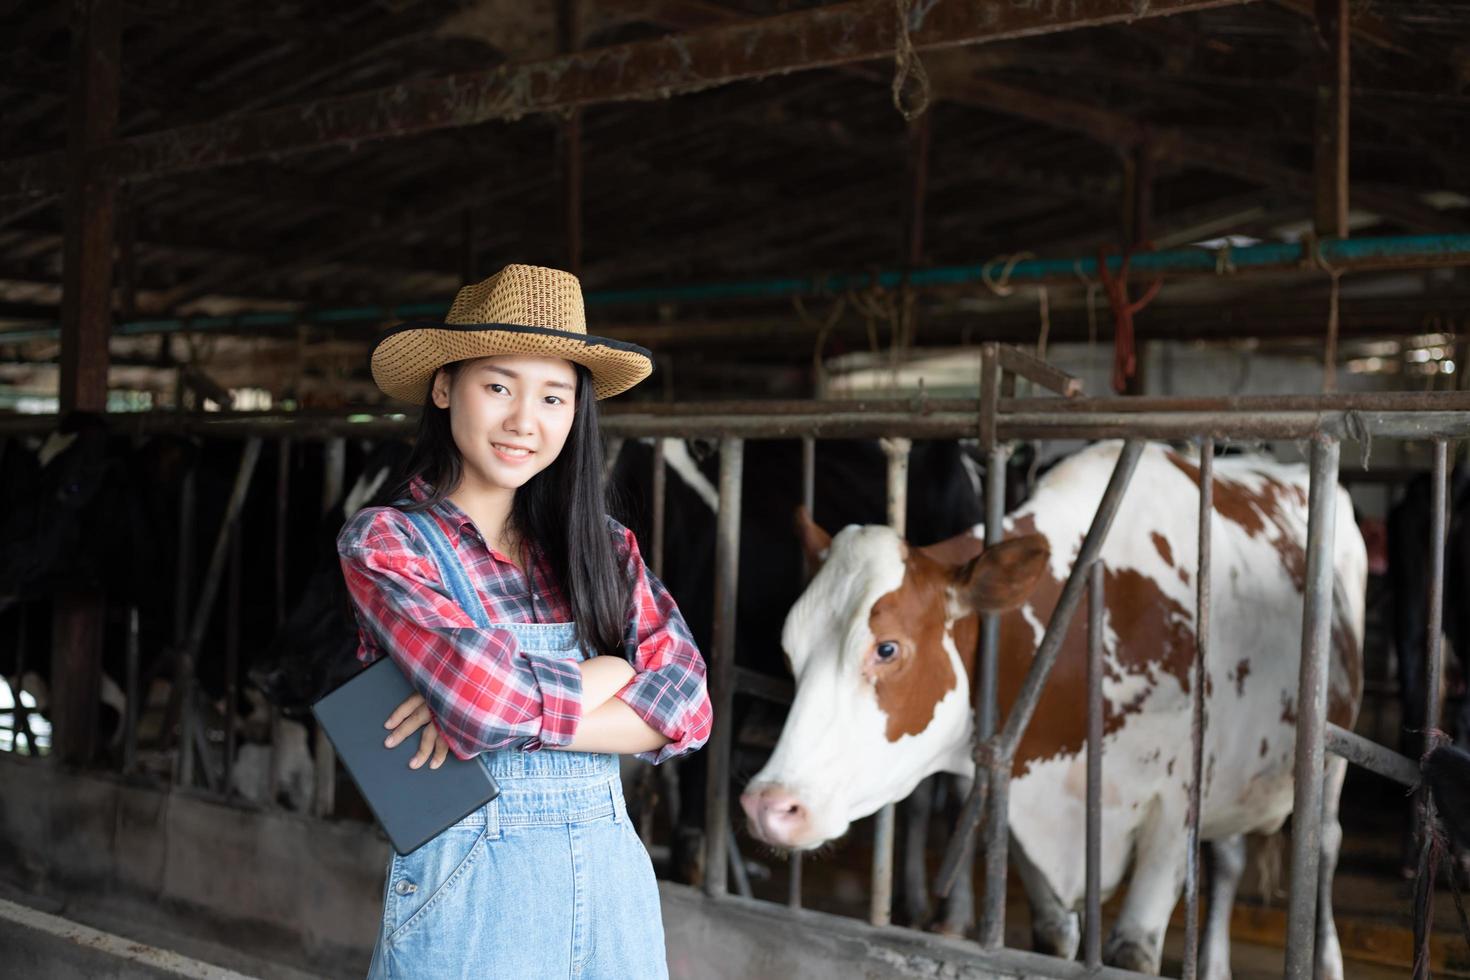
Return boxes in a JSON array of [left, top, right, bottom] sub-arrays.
[[1084, 560, 1105, 969], [976, 443, 1007, 945], [179, 438, 261, 788], [651, 439, 667, 580], [1183, 439, 1214, 980], [268, 438, 290, 804], [1426, 439, 1449, 734], [976, 347, 1008, 949], [123, 605, 139, 772], [173, 470, 196, 787], [1284, 435, 1341, 980], [791, 434, 816, 909], [704, 438, 743, 897], [314, 437, 345, 817], [223, 528, 241, 795], [870, 437, 911, 927]]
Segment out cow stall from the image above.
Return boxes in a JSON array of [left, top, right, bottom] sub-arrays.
[[4, 356, 1469, 979]]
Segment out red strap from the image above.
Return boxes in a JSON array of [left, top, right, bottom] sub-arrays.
[[1098, 244, 1163, 394]]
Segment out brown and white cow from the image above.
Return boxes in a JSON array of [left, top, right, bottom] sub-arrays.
[[741, 440, 1365, 979]]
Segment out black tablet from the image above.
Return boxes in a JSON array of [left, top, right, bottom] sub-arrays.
[[312, 656, 501, 855]]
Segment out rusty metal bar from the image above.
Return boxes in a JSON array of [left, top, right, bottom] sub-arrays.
[[936, 351, 1003, 905], [940, 441, 1145, 918], [1084, 560, 1104, 969], [651, 438, 667, 580], [1325, 723, 1418, 788], [178, 437, 262, 788], [978, 345, 999, 452], [975, 443, 1007, 943], [11, 393, 1470, 441], [996, 442, 1144, 756], [1284, 434, 1341, 980], [870, 437, 911, 927], [2, 0, 1257, 196], [997, 346, 1084, 398], [1183, 439, 1214, 980], [704, 437, 743, 897]]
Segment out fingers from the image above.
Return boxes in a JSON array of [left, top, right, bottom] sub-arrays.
[[410, 725, 435, 769], [431, 739, 449, 770], [384, 693, 425, 730], [385, 703, 432, 749]]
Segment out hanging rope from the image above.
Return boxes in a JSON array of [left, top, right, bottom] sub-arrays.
[[980, 251, 1035, 298], [794, 294, 846, 398], [891, 0, 932, 122], [1098, 243, 1164, 394], [1303, 233, 1345, 394]]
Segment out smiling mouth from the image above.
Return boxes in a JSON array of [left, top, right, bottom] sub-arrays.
[[492, 443, 534, 459]]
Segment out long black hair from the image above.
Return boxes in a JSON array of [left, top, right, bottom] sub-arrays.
[[392, 359, 630, 659]]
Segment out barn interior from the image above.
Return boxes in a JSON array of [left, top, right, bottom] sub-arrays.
[[3, 1, 1470, 978]]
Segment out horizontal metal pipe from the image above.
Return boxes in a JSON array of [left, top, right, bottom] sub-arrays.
[[8, 235, 1461, 341], [9, 404, 1470, 442], [1325, 723, 1419, 787]]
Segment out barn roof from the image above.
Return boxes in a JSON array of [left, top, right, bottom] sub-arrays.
[[2, 0, 1468, 404]]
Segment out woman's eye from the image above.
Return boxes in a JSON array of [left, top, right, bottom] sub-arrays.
[[875, 641, 899, 661], [544, 395, 564, 405], [487, 383, 508, 394]]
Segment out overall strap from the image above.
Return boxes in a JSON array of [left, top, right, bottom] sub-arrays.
[[396, 504, 493, 628]]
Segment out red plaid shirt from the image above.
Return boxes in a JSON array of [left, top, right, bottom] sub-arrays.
[[337, 476, 711, 764]]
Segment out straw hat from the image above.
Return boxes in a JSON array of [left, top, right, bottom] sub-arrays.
[[370, 264, 652, 403]]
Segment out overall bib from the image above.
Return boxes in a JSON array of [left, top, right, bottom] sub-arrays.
[[365, 510, 668, 980]]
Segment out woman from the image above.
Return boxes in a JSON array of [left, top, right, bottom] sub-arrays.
[[336, 264, 712, 979]]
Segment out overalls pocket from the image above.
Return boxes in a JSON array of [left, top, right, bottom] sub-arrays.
[[384, 808, 491, 947]]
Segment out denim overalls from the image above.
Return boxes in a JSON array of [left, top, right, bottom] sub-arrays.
[[365, 510, 668, 980]]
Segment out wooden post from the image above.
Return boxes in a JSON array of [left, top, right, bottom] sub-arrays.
[[53, 0, 120, 767], [1314, 0, 1350, 393], [1313, 0, 1350, 240], [558, 0, 582, 276]]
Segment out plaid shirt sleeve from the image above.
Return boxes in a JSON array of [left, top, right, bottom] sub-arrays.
[[336, 506, 584, 760], [607, 517, 713, 764]]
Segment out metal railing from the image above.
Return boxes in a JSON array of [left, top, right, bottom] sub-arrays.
[[4, 348, 1463, 977]]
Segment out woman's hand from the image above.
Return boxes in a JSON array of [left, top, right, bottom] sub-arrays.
[[384, 693, 451, 770]]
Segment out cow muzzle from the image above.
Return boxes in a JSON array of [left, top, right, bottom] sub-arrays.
[[740, 784, 815, 849]]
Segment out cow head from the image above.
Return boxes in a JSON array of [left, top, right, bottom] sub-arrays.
[[741, 509, 1047, 850]]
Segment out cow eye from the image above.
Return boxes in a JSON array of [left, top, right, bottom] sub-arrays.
[[875, 641, 899, 661]]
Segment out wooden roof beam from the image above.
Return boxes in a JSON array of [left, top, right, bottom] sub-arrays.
[[1, 0, 1260, 198], [928, 74, 1465, 234]]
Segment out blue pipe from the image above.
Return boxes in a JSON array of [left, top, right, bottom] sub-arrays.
[[2, 234, 1467, 344]]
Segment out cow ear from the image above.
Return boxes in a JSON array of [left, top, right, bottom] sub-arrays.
[[917, 526, 987, 568], [958, 534, 1050, 613], [794, 505, 831, 571]]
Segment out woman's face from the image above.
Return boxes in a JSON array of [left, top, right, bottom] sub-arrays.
[[432, 354, 578, 493]]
